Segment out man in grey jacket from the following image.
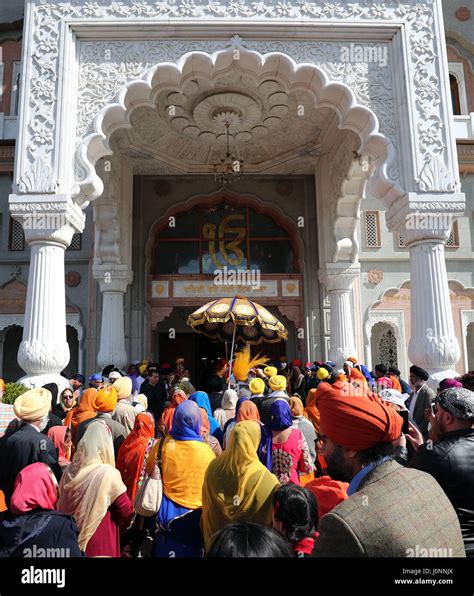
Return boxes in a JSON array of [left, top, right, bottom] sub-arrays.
[[312, 379, 465, 558]]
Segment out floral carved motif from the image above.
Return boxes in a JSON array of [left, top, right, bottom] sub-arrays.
[[20, 0, 455, 196], [367, 269, 384, 285]]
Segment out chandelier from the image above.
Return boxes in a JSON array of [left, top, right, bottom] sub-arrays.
[[213, 112, 244, 187]]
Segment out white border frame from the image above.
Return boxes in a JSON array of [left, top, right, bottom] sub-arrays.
[[448, 62, 469, 116]]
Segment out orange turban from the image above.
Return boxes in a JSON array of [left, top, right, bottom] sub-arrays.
[[93, 386, 118, 413], [306, 475, 349, 518], [315, 380, 402, 451]]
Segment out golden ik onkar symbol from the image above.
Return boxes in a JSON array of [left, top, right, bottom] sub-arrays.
[[202, 214, 245, 269]]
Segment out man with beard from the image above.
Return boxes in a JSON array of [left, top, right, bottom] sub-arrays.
[[408, 387, 474, 557], [312, 379, 465, 557]]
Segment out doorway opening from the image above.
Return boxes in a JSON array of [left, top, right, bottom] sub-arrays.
[[155, 307, 289, 389]]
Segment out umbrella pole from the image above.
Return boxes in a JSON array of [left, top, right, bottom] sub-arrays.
[[227, 322, 237, 388]]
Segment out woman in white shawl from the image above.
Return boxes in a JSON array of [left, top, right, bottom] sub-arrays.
[[213, 389, 238, 431], [57, 421, 133, 556]]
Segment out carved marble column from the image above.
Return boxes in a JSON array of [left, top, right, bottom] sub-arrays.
[[93, 265, 132, 370], [319, 263, 360, 368], [387, 196, 465, 386], [407, 240, 460, 384], [8, 196, 85, 385]]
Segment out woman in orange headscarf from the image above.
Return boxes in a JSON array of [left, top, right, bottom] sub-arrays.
[[236, 400, 261, 423], [116, 412, 156, 506], [48, 426, 72, 467], [304, 389, 325, 473], [349, 367, 368, 388], [65, 388, 98, 446], [304, 388, 321, 432], [158, 389, 187, 435]]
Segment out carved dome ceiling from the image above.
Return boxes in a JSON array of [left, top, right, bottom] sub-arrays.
[[120, 68, 346, 175]]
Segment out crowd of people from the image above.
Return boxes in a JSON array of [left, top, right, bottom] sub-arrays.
[[0, 351, 473, 558]]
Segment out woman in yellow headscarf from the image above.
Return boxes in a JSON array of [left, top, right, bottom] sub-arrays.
[[201, 420, 279, 552], [149, 400, 215, 557]]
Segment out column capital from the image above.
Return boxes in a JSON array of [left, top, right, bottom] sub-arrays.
[[318, 263, 360, 292], [92, 264, 133, 293], [385, 191, 466, 246], [9, 193, 85, 247]]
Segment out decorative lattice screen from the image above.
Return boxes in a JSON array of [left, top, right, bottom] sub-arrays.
[[68, 233, 82, 250], [378, 328, 398, 369], [9, 218, 25, 251], [364, 211, 380, 248]]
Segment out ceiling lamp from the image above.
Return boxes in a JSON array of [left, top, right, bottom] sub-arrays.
[[213, 111, 244, 187]]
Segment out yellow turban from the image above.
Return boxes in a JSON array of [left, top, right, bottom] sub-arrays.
[[139, 364, 147, 375], [13, 388, 52, 421], [141, 359, 149, 365], [113, 376, 132, 400], [269, 375, 286, 392], [93, 386, 118, 412], [264, 366, 277, 378], [317, 368, 330, 380], [249, 378, 265, 395]]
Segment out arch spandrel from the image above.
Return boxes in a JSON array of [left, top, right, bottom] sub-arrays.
[[74, 46, 399, 210]]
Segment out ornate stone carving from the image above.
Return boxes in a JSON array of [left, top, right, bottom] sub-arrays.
[[408, 202, 466, 211], [93, 155, 122, 265], [19, 1, 456, 197], [77, 38, 397, 152], [319, 263, 361, 292], [367, 269, 384, 285], [65, 271, 81, 288], [418, 156, 456, 193], [277, 305, 302, 331], [18, 157, 56, 194], [455, 7, 471, 21], [151, 307, 174, 330], [9, 197, 85, 247], [10, 265, 22, 279]]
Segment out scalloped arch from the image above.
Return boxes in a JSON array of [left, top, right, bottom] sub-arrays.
[[74, 46, 403, 208]]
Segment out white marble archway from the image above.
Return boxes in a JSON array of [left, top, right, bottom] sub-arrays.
[[81, 45, 388, 371], [8, 0, 466, 385]]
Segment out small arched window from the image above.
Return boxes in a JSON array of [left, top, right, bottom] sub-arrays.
[[450, 73, 462, 116]]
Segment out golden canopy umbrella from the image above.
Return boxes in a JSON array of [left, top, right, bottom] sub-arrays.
[[187, 296, 288, 386]]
